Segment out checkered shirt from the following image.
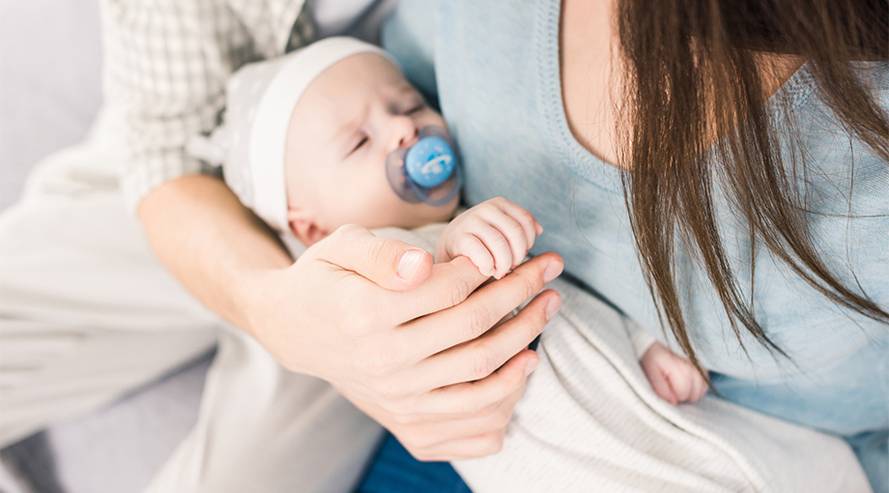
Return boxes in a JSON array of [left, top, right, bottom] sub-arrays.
[[101, 0, 317, 208]]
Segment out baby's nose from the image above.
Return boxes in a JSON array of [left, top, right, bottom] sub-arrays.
[[391, 117, 419, 150]]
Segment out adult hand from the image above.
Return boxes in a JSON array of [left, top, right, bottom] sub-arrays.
[[242, 224, 563, 460]]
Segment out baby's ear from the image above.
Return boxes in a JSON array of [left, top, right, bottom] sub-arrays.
[[287, 208, 327, 246]]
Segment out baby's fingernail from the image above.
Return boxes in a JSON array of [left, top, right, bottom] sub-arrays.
[[524, 358, 539, 376], [544, 295, 561, 321], [397, 249, 426, 279], [543, 261, 563, 283], [535, 223, 543, 235]]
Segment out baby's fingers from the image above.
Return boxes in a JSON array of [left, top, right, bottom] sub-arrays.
[[491, 197, 540, 248], [471, 221, 515, 279], [669, 367, 696, 403], [647, 368, 678, 405], [453, 233, 495, 277], [478, 208, 529, 274], [690, 371, 708, 402]]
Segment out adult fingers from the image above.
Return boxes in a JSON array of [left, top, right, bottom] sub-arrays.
[[389, 252, 561, 333], [409, 431, 507, 462], [398, 385, 524, 452], [393, 253, 562, 365], [411, 349, 538, 416], [386, 255, 490, 323], [308, 224, 433, 291], [399, 289, 560, 392]]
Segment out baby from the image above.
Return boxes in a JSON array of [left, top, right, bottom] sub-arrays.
[[189, 37, 707, 406]]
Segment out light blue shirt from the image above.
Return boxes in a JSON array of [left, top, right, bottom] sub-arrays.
[[384, 1, 887, 488]]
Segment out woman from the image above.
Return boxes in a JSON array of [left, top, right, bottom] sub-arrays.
[[359, 0, 888, 490]]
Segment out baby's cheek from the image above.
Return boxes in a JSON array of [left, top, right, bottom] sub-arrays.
[[419, 112, 446, 129], [352, 185, 410, 229]]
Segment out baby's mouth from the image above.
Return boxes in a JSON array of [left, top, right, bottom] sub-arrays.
[[385, 126, 462, 206]]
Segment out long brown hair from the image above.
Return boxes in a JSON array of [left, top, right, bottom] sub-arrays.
[[615, 0, 889, 376]]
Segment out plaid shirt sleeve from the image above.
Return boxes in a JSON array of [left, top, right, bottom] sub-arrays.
[[101, 0, 314, 210]]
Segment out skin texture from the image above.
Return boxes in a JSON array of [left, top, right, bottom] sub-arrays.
[[560, 0, 802, 169], [641, 343, 708, 405], [284, 53, 458, 245], [140, 173, 564, 461]]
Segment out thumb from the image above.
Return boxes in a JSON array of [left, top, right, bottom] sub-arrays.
[[308, 224, 432, 291]]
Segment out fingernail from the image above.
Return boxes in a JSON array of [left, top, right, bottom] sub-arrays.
[[397, 249, 426, 280], [535, 223, 543, 235], [543, 261, 562, 283], [544, 295, 561, 321], [524, 358, 538, 376]]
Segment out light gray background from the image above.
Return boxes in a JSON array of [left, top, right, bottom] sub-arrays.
[[0, 2, 209, 491]]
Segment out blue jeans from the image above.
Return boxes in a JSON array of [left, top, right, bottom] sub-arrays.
[[356, 433, 472, 493]]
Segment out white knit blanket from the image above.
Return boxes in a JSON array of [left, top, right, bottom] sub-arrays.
[[452, 278, 870, 492]]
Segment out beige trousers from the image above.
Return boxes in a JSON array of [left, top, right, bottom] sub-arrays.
[[0, 114, 382, 492]]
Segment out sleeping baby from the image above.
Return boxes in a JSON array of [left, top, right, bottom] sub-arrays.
[[188, 36, 708, 407]]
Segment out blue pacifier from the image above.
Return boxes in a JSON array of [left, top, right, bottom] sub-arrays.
[[386, 126, 461, 206]]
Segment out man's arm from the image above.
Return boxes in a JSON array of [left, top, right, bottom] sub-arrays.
[[101, 0, 309, 329], [137, 174, 291, 332]]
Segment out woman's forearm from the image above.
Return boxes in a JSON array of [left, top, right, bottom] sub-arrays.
[[137, 174, 293, 333]]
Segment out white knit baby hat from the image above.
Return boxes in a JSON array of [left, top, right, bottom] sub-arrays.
[[188, 36, 391, 232]]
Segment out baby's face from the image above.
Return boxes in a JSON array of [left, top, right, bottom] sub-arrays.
[[284, 53, 458, 242]]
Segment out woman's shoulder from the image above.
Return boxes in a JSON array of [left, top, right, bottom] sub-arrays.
[[784, 62, 888, 210], [775, 63, 889, 309], [791, 60, 889, 135]]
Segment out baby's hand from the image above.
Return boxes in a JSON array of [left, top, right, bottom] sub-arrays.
[[437, 197, 542, 279], [640, 342, 708, 405]]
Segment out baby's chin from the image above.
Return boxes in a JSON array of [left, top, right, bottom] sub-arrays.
[[373, 196, 460, 231], [412, 195, 460, 225]]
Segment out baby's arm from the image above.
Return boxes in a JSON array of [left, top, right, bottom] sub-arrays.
[[436, 197, 542, 279]]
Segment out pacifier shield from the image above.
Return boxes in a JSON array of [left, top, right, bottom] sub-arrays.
[[404, 135, 456, 188], [385, 126, 461, 206]]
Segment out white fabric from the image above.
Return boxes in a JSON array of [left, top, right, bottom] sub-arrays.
[[371, 225, 871, 491], [0, 108, 382, 492], [451, 277, 872, 492]]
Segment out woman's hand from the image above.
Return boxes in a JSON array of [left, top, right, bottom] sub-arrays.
[[242, 224, 563, 460]]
